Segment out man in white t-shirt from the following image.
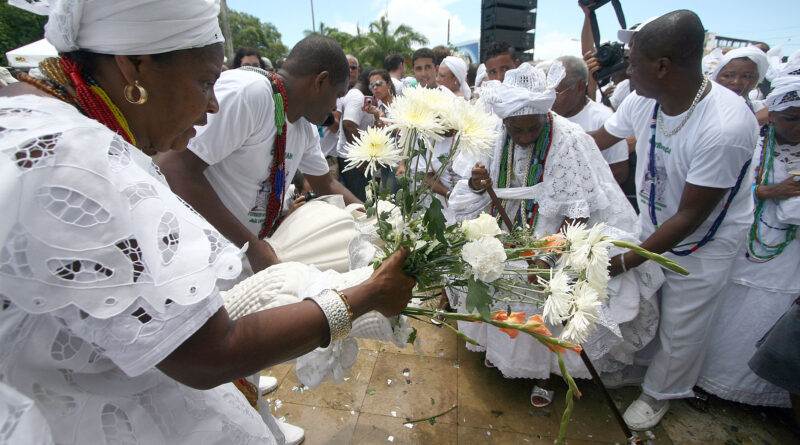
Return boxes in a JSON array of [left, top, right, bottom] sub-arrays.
[[159, 35, 361, 275], [551, 55, 629, 184], [591, 11, 759, 430], [385, 52, 405, 95], [336, 68, 375, 201]]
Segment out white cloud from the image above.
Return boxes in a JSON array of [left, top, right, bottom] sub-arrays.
[[531, 31, 582, 62]]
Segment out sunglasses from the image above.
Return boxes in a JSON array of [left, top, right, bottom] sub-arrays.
[[369, 80, 385, 89], [349, 65, 359, 71]]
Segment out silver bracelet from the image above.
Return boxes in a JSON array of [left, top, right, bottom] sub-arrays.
[[541, 253, 558, 268], [304, 289, 352, 344], [619, 253, 628, 273]]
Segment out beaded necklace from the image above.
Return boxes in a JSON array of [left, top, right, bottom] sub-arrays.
[[18, 56, 136, 145], [647, 104, 750, 256], [491, 112, 553, 232], [746, 126, 798, 262], [258, 70, 288, 239]]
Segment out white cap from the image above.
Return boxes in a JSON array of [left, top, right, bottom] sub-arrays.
[[617, 16, 659, 45]]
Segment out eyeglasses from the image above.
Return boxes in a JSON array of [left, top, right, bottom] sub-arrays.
[[555, 83, 579, 96], [369, 80, 385, 89], [349, 65, 359, 71]]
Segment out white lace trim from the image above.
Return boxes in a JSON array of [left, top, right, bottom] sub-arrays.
[[0, 96, 242, 318]]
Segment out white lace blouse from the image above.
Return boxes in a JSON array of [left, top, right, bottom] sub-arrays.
[[0, 95, 275, 444]]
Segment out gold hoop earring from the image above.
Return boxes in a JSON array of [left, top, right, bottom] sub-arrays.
[[123, 80, 148, 105]]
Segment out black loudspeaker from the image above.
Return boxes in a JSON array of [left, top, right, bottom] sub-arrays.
[[480, 0, 538, 62]]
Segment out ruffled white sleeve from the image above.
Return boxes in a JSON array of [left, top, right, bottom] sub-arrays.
[[0, 96, 244, 376]]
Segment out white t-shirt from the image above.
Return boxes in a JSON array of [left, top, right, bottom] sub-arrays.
[[604, 83, 759, 258], [319, 98, 343, 157], [567, 99, 629, 164], [189, 69, 330, 236], [391, 77, 404, 96], [336, 88, 374, 156]]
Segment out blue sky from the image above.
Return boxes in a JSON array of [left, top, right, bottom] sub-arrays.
[[228, 0, 799, 60]]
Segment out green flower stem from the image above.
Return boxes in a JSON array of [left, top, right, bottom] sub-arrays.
[[404, 404, 458, 424], [556, 354, 580, 445], [438, 319, 482, 346], [611, 240, 690, 275]]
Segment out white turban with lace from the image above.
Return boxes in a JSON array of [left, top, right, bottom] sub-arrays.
[[441, 56, 471, 100], [712, 46, 769, 84], [11, 0, 223, 55], [765, 50, 800, 112], [479, 61, 566, 118]]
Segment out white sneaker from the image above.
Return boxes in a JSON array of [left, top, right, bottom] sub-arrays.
[[277, 418, 305, 445], [259, 375, 278, 394], [623, 398, 669, 431]]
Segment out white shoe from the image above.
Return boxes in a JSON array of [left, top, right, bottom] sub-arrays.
[[277, 418, 305, 445], [623, 398, 669, 431], [259, 375, 278, 394]]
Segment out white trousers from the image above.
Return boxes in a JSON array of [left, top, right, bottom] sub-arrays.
[[640, 253, 738, 400]]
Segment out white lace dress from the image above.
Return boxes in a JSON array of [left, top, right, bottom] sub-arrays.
[[447, 114, 664, 379], [0, 95, 277, 444]]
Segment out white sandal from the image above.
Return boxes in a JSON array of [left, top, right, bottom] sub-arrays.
[[530, 385, 555, 408]]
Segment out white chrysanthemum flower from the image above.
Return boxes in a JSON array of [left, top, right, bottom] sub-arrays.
[[342, 126, 404, 177], [561, 222, 590, 272], [460, 212, 502, 241], [461, 236, 507, 283], [404, 86, 456, 126], [560, 281, 601, 344], [562, 222, 588, 244], [586, 245, 610, 300], [451, 100, 500, 158], [541, 269, 573, 324], [385, 90, 447, 149]]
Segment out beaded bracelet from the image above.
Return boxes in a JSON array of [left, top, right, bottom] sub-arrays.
[[304, 289, 352, 344]]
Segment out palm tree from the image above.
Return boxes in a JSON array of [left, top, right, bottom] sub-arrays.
[[359, 15, 428, 67]]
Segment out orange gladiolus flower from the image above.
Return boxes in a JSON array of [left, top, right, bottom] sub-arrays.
[[523, 314, 552, 336], [520, 234, 566, 258], [491, 311, 526, 339]]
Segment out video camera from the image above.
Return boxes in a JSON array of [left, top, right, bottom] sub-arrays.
[[580, 0, 628, 85]]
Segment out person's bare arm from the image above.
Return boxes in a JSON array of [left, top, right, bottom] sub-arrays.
[[157, 248, 415, 389], [755, 107, 769, 127], [342, 119, 360, 144], [158, 150, 280, 272], [609, 183, 729, 276], [579, 1, 598, 101], [305, 171, 363, 205], [608, 160, 629, 185], [589, 126, 625, 151]]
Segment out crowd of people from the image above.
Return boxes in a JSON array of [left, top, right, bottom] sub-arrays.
[[0, 0, 798, 444]]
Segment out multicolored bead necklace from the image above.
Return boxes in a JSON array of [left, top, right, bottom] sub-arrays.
[[491, 112, 554, 233], [746, 126, 798, 262]]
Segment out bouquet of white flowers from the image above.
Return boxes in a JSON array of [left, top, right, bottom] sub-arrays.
[[343, 85, 687, 444]]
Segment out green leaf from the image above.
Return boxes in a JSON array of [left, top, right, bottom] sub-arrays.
[[465, 277, 492, 320], [423, 199, 447, 244], [407, 328, 418, 345], [367, 389, 376, 395]]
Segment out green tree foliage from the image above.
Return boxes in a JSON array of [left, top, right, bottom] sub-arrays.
[[305, 16, 427, 69], [221, 9, 288, 64], [0, 3, 48, 65]]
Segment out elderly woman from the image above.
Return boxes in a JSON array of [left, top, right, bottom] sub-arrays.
[[712, 46, 769, 124], [436, 56, 471, 100], [0, 1, 413, 444], [448, 63, 664, 407], [698, 59, 800, 409]]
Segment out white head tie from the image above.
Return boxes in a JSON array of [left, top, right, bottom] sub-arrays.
[[12, 0, 223, 55], [475, 63, 487, 88], [480, 61, 565, 119], [765, 50, 800, 112], [702, 48, 723, 77], [712, 46, 769, 84], [441, 56, 471, 100]]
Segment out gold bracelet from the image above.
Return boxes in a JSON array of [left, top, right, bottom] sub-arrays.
[[334, 289, 354, 319]]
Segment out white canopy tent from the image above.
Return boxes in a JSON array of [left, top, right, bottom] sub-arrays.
[[6, 39, 58, 69]]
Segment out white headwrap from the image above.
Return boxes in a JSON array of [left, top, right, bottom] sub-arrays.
[[475, 63, 487, 88], [702, 48, 723, 77], [441, 56, 471, 100], [765, 50, 800, 112], [12, 0, 223, 55], [712, 46, 769, 83], [479, 61, 566, 119], [765, 44, 784, 82]]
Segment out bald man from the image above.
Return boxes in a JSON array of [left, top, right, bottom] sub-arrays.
[[591, 10, 759, 430], [159, 35, 361, 275]]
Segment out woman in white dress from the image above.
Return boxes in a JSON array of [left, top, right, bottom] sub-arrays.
[[0, 1, 414, 444], [698, 62, 800, 408], [712, 46, 770, 124], [448, 63, 664, 407]]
